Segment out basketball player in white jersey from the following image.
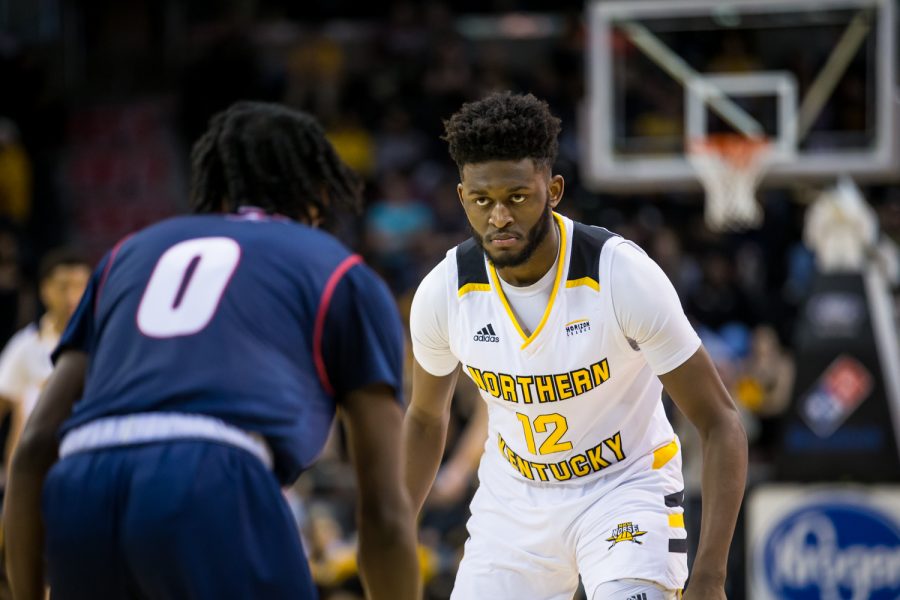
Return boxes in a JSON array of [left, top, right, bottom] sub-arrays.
[[403, 92, 747, 600]]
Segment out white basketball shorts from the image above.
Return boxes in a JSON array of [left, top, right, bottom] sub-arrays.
[[451, 439, 688, 600]]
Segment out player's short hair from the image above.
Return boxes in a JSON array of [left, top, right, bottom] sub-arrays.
[[38, 247, 89, 282], [189, 102, 363, 223], [442, 91, 562, 172]]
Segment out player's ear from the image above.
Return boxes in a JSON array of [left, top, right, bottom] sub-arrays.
[[305, 187, 327, 227], [548, 174, 564, 209], [457, 182, 465, 206]]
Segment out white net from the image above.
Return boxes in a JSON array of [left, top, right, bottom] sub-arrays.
[[688, 135, 772, 232]]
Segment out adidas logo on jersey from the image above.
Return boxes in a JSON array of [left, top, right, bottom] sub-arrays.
[[625, 594, 648, 600], [473, 323, 500, 343]]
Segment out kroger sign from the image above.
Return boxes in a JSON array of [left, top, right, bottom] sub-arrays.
[[750, 487, 900, 600]]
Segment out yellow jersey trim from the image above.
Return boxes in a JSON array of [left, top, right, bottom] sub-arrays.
[[652, 438, 678, 469], [566, 277, 599, 291], [668, 513, 685, 528], [458, 283, 492, 297], [488, 212, 567, 350]]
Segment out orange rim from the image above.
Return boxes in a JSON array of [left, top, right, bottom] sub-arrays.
[[688, 133, 770, 168]]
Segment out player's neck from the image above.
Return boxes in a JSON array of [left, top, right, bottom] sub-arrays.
[[496, 221, 560, 287]]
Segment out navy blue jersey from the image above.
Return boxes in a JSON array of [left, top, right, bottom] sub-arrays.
[[55, 208, 404, 484]]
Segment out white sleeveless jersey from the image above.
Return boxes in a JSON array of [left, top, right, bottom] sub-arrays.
[[413, 213, 700, 487]]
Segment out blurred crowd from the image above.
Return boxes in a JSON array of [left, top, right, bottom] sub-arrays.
[[1, 2, 899, 599]]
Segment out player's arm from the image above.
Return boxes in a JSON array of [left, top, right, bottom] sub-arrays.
[[4, 350, 86, 600], [404, 361, 460, 513], [339, 383, 419, 600], [402, 260, 460, 514], [429, 381, 486, 507], [0, 393, 20, 470], [0, 340, 26, 471], [660, 348, 746, 599], [319, 261, 419, 599], [4, 402, 27, 475], [5, 251, 105, 599], [610, 242, 747, 599]]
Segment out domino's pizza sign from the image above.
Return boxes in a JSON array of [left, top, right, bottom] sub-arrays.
[[799, 355, 873, 438], [749, 486, 900, 600]]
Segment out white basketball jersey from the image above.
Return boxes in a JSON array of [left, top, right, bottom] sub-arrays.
[[446, 214, 680, 486]]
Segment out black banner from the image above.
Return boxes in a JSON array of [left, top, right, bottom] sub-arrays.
[[775, 272, 900, 482]]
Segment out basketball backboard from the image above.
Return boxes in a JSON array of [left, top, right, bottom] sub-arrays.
[[584, 0, 898, 190]]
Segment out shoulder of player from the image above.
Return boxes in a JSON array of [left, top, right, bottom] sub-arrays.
[[256, 217, 357, 262], [605, 238, 679, 320], [407, 256, 455, 331], [427, 251, 454, 280], [413, 255, 452, 298], [605, 238, 658, 277], [141, 214, 356, 259]]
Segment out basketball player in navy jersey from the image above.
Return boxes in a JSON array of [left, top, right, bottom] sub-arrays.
[[4, 103, 419, 600]]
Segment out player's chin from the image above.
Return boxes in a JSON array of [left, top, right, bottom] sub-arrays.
[[486, 247, 527, 268]]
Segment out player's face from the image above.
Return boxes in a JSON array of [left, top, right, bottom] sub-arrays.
[[40, 264, 91, 320], [458, 159, 563, 268]]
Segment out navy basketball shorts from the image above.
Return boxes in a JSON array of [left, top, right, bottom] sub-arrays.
[[42, 440, 316, 599]]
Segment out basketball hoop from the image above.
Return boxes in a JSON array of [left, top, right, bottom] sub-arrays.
[[688, 134, 772, 232]]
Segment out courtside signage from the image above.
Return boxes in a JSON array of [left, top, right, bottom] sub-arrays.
[[748, 485, 900, 599]]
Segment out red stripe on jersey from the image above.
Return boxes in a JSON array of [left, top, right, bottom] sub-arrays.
[[313, 254, 363, 396], [95, 235, 132, 314]]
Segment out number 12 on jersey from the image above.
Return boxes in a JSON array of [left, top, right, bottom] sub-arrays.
[[516, 412, 573, 455]]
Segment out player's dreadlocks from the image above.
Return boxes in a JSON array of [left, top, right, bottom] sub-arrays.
[[442, 91, 561, 172], [190, 102, 362, 223]]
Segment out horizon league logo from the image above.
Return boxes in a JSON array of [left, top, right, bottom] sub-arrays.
[[760, 501, 900, 600]]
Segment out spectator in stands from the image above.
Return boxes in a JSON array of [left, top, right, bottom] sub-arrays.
[[365, 170, 435, 291], [0, 248, 90, 468]]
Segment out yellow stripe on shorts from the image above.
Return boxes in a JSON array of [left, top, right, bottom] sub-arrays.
[[652, 438, 678, 469]]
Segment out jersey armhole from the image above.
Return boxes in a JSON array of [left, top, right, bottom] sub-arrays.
[[312, 254, 364, 396], [95, 234, 133, 315]]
